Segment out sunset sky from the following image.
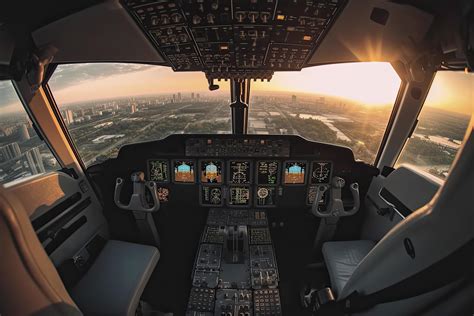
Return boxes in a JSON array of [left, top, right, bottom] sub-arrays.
[[1, 62, 472, 115]]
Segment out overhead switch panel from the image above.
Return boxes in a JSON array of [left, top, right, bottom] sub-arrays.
[[122, 0, 344, 79]]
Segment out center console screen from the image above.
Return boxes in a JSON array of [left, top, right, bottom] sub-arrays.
[[228, 160, 252, 184], [228, 186, 251, 207], [256, 161, 280, 185], [255, 186, 277, 207], [201, 185, 224, 206], [200, 160, 224, 184]]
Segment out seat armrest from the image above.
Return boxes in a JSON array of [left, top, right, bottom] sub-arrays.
[[71, 240, 159, 316]]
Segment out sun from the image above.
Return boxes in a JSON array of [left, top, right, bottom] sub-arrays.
[[253, 62, 402, 106]]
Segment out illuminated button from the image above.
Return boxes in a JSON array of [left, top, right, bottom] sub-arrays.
[[276, 14, 285, 20], [303, 35, 312, 41]]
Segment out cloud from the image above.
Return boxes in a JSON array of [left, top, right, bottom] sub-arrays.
[[47, 63, 155, 90], [0, 81, 22, 112]]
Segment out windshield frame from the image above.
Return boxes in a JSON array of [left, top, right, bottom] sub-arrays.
[[42, 61, 406, 168]]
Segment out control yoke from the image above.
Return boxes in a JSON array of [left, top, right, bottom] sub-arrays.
[[114, 171, 160, 246], [114, 172, 160, 212], [311, 176, 360, 218]]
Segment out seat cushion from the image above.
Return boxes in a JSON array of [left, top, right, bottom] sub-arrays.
[[322, 240, 375, 296], [71, 240, 159, 316]]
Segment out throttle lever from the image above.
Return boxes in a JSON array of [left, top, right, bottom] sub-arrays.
[[114, 171, 160, 212]]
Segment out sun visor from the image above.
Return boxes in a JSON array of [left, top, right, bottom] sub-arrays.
[[308, 0, 434, 65], [32, 0, 165, 64]]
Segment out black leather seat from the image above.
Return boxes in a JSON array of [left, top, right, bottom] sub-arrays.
[[71, 240, 159, 316], [322, 240, 375, 296]]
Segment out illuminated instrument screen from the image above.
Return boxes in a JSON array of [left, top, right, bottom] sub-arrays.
[[157, 187, 169, 202], [228, 160, 252, 184], [201, 186, 223, 206], [228, 186, 251, 206], [307, 185, 327, 205], [148, 159, 169, 182], [200, 160, 223, 184], [173, 160, 195, 183], [310, 161, 332, 184], [256, 161, 279, 185], [256, 186, 277, 207], [283, 161, 307, 184]]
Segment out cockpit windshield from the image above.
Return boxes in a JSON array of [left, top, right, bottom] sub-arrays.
[[47, 62, 402, 166]]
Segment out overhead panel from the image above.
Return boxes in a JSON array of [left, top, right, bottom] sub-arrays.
[[122, 0, 345, 80]]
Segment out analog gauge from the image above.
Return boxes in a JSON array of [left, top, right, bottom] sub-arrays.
[[311, 162, 332, 184], [257, 187, 269, 199]]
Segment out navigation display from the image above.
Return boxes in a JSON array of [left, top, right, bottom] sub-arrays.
[[256, 186, 277, 207], [256, 161, 280, 185], [283, 161, 307, 185], [228, 186, 251, 207], [228, 160, 252, 184], [148, 159, 169, 183], [201, 186, 223, 206], [310, 161, 332, 184], [200, 160, 223, 184], [173, 160, 196, 183]]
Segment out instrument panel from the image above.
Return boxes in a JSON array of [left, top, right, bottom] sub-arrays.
[[148, 157, 332, 208], [116, 134, 365, 210]]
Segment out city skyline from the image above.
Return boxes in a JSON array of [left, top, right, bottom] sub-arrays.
[[1, 63, 472, 116]]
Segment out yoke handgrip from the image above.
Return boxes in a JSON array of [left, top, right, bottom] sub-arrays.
[[311, 177, 360, 218], [114, 172, 160, 212]]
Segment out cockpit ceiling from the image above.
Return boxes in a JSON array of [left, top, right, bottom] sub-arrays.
[[122, 0, 344, 80], [29, 0, 435, 76]]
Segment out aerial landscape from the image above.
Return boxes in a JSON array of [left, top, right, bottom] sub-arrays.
[[1, 89, 469, 183]]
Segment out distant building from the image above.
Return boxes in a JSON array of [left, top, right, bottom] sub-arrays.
[[191, 92, 195, 99], [17, 124, 30, 142], [63, 110, 74, 125], [0, 142, 21, 162], [0, 126, 16, 136], [178, 92, 182, 101], [196, 93, 200, 100], [130, 103, 137, 114], [292, 95, 297, 103], [25, 147, 45, 175]]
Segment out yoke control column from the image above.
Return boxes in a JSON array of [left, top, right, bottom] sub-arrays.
[[311, 176, 360, 252], [114, 171, 161, 247]]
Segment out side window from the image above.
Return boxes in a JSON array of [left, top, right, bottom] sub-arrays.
[[0, 81, 60, 185], [396, 71, 473, 180]]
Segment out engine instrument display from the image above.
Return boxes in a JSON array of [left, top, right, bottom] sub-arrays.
[[310, 161, 332, 184], [173, 160, 196, 183], [200, 160, 224, 184], [256, 186, 277, 207], [228, 186, 251, 207], [283, 161, 307, 185], [148, 159, 169, 183], [228, 160, 252, 184], [201, 186, 223, 206], [256, 161, 280, 185]]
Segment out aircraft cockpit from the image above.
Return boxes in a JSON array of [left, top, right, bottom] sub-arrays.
[[0, 1, 473, 316]]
